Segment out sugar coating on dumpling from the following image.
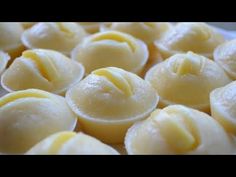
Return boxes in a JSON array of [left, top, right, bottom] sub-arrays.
[[214, 39, 236, 80], [101, 22, 172, 44], [65, 67, 159, 144], [125, 105, 234, 154], [155, 22, 225, 59], [0, 89, 77, 154], [210, 81, 236, 135], [1, 49, 85, 95], [21, 22, 88, 55], [145, 51, 231, 112], [26, 131, 119, 155], [0, 51, 10, 75], [0, 22, 25, 59], [71, 31, 148, 75]]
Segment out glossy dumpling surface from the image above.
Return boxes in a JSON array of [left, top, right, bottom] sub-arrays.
[[214, 39, 236, 80], [0, 89, 77, 154], [21, 22, 87, 55], [155, 22, 225, 59], [1, 49, 85, 95], [210, 81, 236, 134], [103, 22, 172, 44], [0, 22, 25, 59], [145, 52, 231, 112], [125, 105, 234, 154], [71, 31, 148, 74], [27, 131, 119, 155], [66, 67, 159, 143]]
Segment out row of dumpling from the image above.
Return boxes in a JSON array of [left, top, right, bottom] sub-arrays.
[[0, 22, 236, 154], [0, 22, 230, 76], [0, 76, 236, 154], [1, 22, 236, 94], [0, 22, 234, 76]]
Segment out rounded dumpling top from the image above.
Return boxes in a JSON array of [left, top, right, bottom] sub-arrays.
[[0, 22, 25, 58], [155, 22, 225, 59], [66, 67, 158, 144], [125, 105, 234, 154], [0, 51, 10, 75], [66, 67, 158, 121], [145, 51, 232, 112], [102, 22, 172, 44], [214, 39, 236, 80], [71, 31, 148, 74], [210, 81, 236, 134], [21, 22, 88, 55], [0, 22, 24, 51], [1, 49, 85, 95], [26, 131, 119, 155], [0, 89, 77, 154]]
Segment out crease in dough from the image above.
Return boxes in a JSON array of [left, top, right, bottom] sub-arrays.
[[26, 131, 119, 155], [65, 67, 159, 144], [0, 89, 77, 154], [1, 49, 85, 95], [71, 31, 149, 75], [145, 51, 232, 112], [125, 105, 234, 154], [155, 22, 225, 59]]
